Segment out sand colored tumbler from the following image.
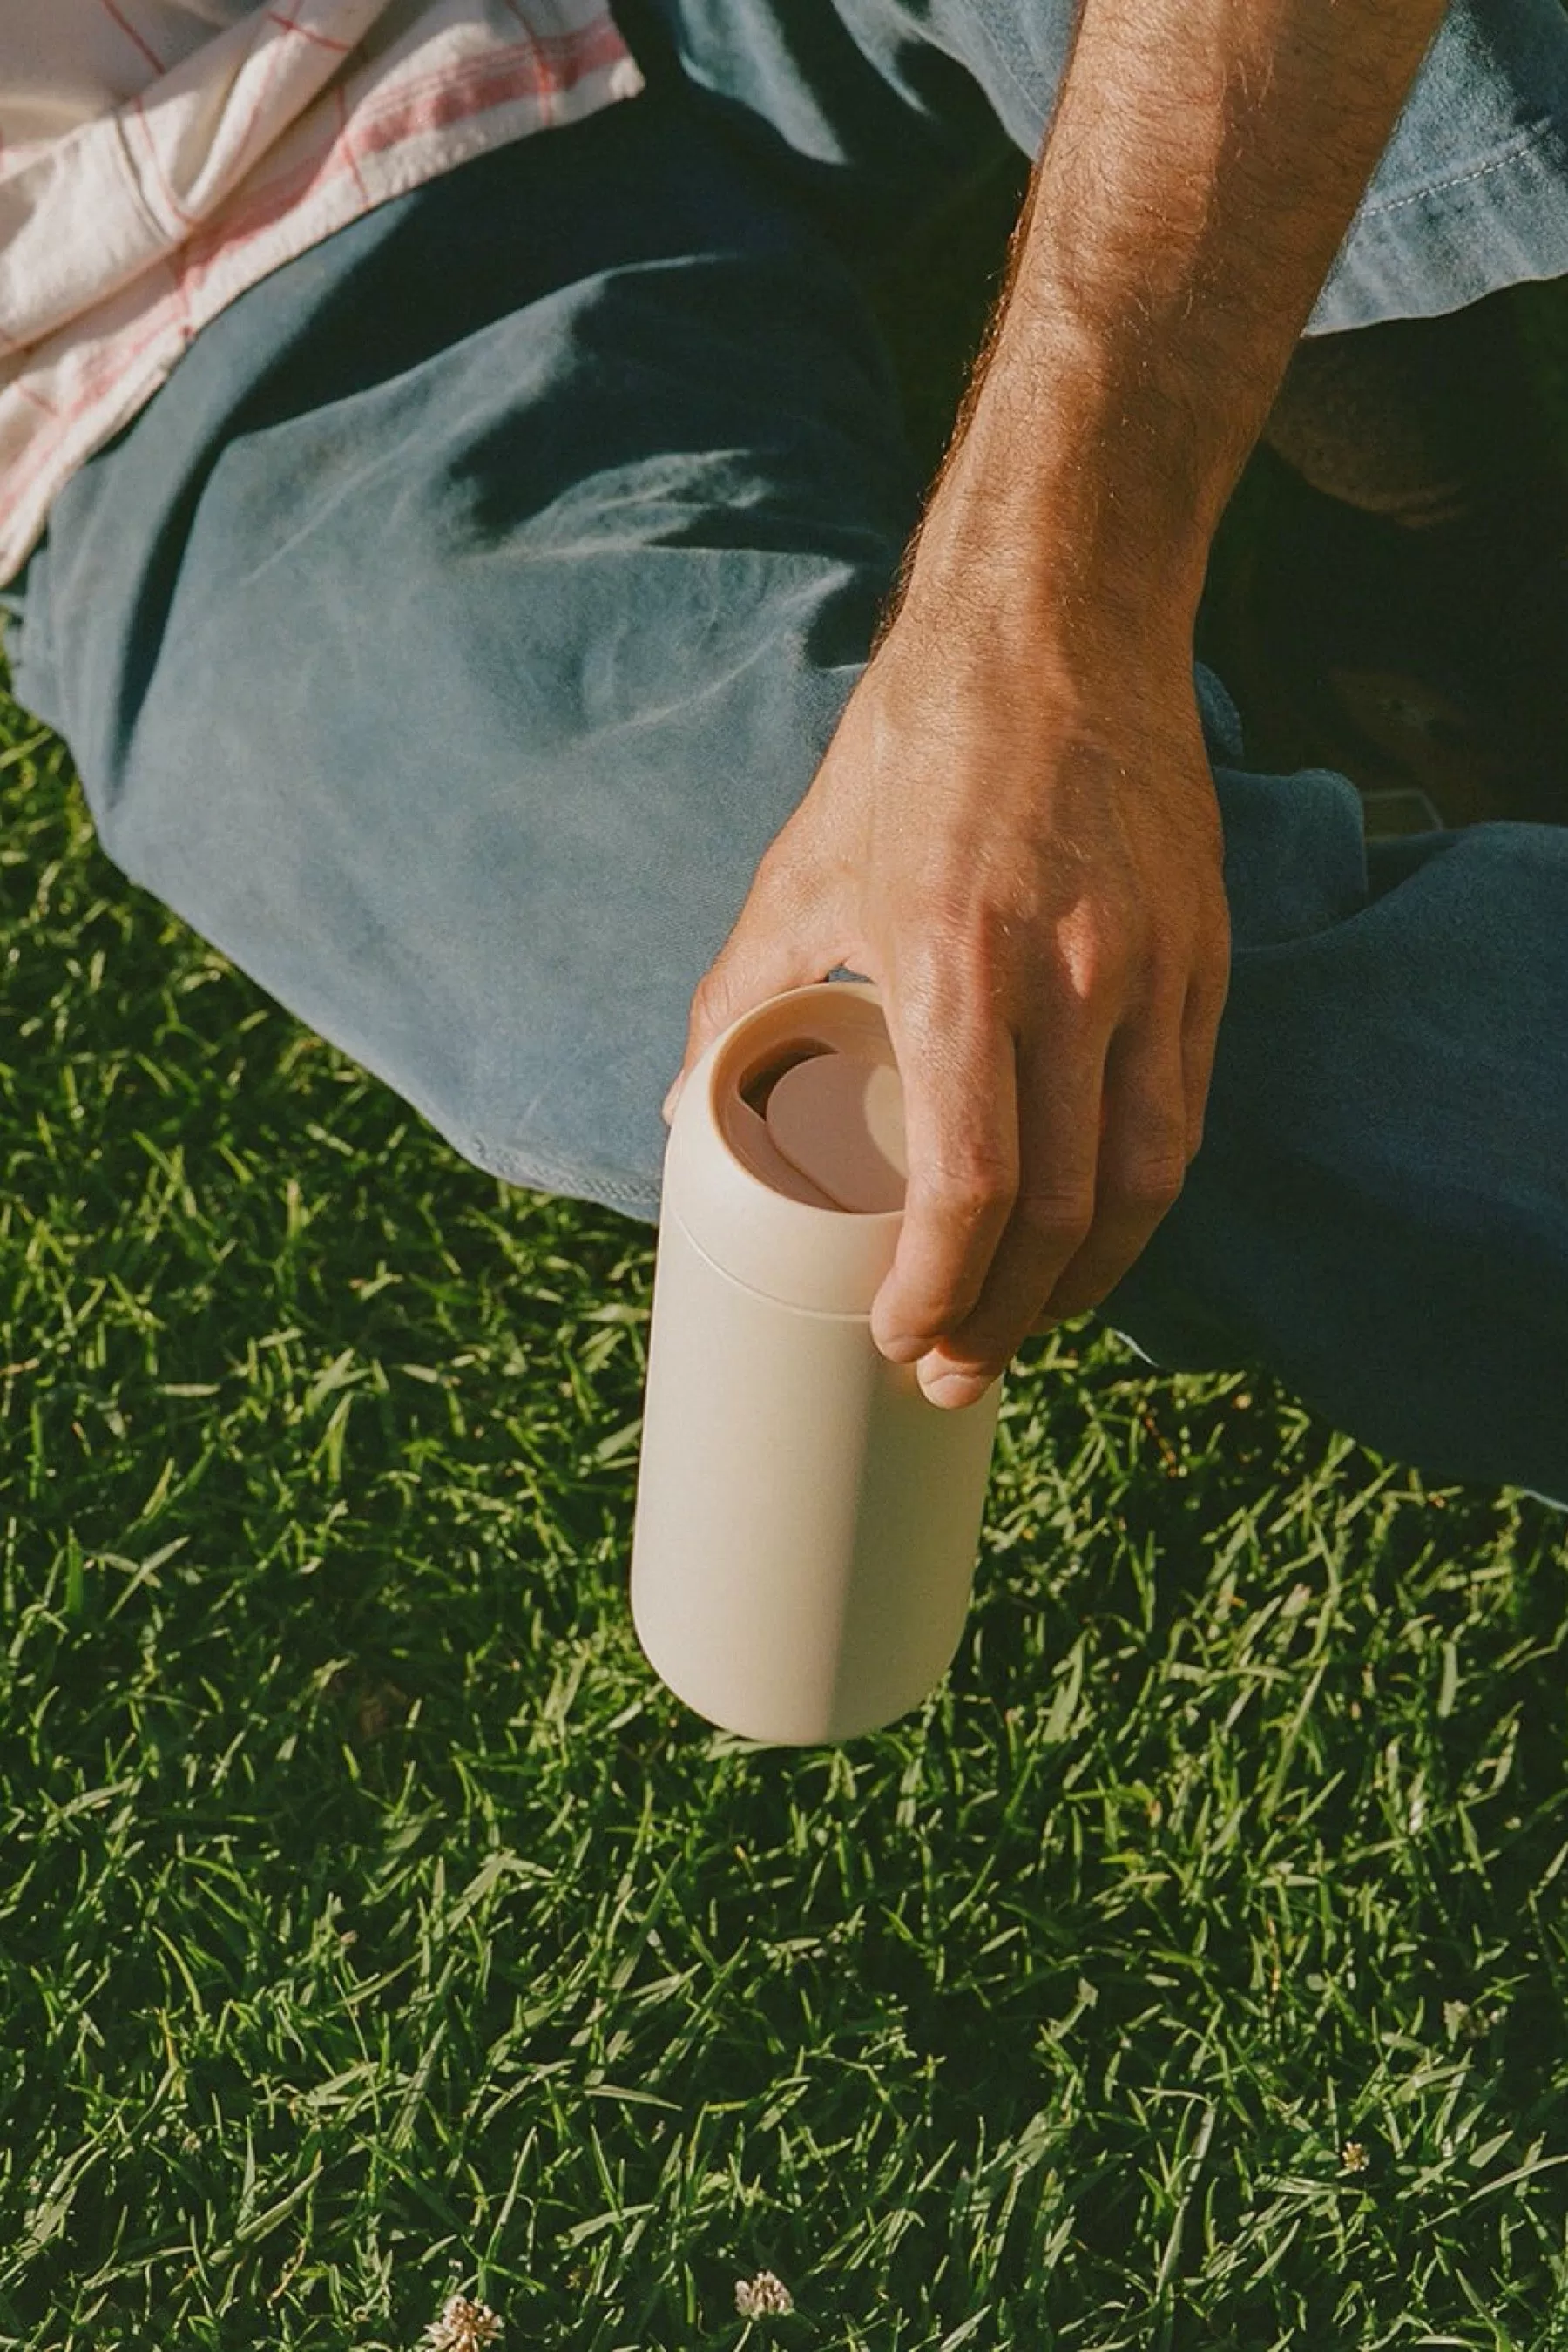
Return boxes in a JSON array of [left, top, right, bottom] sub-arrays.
[[629, 978, 1004, 1746]]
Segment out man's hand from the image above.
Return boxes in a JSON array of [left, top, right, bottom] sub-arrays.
[[662, 585, 1228, 1408], [660, 0, 1450, 1406]]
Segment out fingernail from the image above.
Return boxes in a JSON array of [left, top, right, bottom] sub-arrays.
[[661, 1074, 685, 1125], [919, 1362, 991, 1409]]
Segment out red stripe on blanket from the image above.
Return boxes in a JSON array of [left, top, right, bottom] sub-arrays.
[[3, 22, 632, 527]]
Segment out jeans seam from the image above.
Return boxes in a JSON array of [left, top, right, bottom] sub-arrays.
[[463, 1126, 660, 1214], [978, 55, 1568, 232], [1358, 119, 1568, 219]]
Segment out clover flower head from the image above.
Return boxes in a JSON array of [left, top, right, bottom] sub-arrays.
[[735, 2269, 794, 2317], [422, 2293, 503, 2350]]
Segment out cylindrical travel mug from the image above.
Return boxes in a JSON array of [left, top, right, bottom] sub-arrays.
[[630, 978, 1004, 1746]]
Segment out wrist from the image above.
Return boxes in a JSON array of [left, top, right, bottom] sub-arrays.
[[908, 311, 1235, 644], [903, 419, 1213, 678]]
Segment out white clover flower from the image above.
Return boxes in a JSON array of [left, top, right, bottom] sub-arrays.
[[422, 2293, 503, 2350], [735, 2269, 794, 2317]]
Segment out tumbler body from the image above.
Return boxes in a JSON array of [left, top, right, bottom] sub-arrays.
[[629, 979, 1003, 1746]]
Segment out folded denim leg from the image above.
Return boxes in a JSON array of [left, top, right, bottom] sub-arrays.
[[638, 0, 1568, 323], [1105, 760, 1568, 1508]]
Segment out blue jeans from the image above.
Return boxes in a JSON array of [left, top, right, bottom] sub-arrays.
[[5, 3, 1568, 1504]]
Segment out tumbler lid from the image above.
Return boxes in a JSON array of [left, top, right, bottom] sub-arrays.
[[663, 980, 909, 1313], [764, 1048, 906, 1212]]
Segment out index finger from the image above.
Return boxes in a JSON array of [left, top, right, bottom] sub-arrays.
[[868, 980, 1020, 1363]]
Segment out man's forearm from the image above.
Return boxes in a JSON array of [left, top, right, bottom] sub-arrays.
[[906, 0, 1450, 658]]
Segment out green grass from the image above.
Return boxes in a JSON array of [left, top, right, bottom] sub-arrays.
[[2, 173, 1568, 2352]]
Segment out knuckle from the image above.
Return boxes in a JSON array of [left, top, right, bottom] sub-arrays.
[[691, 955, 731, 1004], [1054, 900, 1139, 1004], [897, 944, 1001, 1037], [1054, 943, 1124, 1013], [929, 1166, 1017, 1227], [909, 1144, 1017, 1223], [688, 979, 728, 1036], [1015, 1188, 1095, 1248], [1113, 1155, 1188, 1219]]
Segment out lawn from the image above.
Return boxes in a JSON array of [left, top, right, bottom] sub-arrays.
[[1, 152, 1566, 2352]]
